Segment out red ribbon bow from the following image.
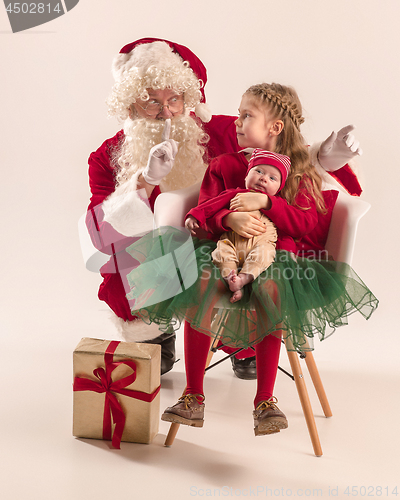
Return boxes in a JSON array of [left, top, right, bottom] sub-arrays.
[[73, 341, 160, 449]]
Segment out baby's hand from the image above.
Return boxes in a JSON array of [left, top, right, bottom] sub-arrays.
[[185, 215, 200, 236], [230, 192, 269, 212]]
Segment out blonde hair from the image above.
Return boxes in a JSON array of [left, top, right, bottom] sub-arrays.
[[244, 83, 326, 213]]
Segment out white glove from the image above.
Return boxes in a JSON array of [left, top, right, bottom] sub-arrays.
[[142, 119, 179, 185], [318, 124, 363, 171]]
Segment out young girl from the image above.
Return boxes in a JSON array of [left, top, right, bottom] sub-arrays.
[[127, 83, 378, 435]]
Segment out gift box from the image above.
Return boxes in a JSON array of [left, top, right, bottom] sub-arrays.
[[73, 338, 161, 447]]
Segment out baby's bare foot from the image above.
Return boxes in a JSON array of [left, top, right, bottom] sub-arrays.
[[224, 271, 254, 302], [230, 289, 243, 303], [227, 271, 242, 292]]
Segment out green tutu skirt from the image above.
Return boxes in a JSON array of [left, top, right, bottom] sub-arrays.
[[125, 227, 378, 351]]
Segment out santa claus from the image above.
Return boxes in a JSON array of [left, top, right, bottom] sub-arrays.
[[86, 38, 362, 376]]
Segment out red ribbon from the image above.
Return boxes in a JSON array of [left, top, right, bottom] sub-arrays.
[[73, 341, 160, 449]]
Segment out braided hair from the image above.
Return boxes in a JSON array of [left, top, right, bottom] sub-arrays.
[[245, 83, 326, 213]]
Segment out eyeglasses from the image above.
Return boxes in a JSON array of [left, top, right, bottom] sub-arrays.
[[136, 95, 185, 116]]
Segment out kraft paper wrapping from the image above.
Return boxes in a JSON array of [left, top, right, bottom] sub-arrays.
[[73, 338, 161, 445]]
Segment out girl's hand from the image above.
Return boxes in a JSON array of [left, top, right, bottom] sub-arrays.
[[185, 215, 199, 236], [224, 212, 266, 238], [230, 192, 270, 212]]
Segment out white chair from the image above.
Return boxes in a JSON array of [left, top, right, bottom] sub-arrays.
[[154, 185, 371, 457], [153, 182, 202, 229], [325, 190, 370, 265]]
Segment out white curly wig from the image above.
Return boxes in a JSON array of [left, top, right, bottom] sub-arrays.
[[107, 39, 212, 122]]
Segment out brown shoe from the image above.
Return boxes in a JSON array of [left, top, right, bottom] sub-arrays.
[[253, 397, 288, 436], [161, 394, 205, 427]]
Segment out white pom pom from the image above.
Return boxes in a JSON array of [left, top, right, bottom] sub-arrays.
[[194, 103, 212, 123]]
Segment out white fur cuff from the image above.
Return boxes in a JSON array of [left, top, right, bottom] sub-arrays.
[[111, 315, 164, 341], [102, 180, 154, 237]]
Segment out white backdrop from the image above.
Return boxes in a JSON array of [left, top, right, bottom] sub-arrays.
[[1, 0, 398, 366], [1, 1, 400, 498]]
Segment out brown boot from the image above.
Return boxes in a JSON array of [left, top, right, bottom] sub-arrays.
[[161, 394, 205, 427], [253, 397, 288, 436]]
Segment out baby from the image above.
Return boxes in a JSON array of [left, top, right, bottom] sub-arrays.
[[186, 149, 291, 302]]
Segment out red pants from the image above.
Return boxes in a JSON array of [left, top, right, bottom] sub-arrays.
[[184, 322, 281, 408]]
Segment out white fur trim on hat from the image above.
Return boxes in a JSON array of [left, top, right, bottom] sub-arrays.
[[102, 171, 154, 237], [112, 41, 185, 83], [112, 52, 132, 83]]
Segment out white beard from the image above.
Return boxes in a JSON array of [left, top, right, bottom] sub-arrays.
[[114, 114, 208, 192]]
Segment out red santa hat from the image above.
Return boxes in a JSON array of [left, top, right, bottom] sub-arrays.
[[112, 38, 212, 122], [247, 149, 291, 192]]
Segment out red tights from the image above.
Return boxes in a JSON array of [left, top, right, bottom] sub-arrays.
[[184, 322, 282, 408]]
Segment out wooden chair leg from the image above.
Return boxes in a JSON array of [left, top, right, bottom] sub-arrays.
[[164, 422, 180, 446], [303, 351, 332, 418], [285, 341, 323, 457]]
